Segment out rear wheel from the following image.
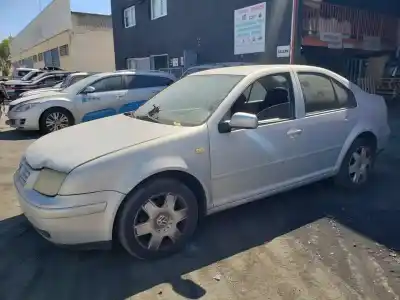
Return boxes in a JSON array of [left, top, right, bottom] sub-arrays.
[[117, 178, 199, 259], [335, 138, 376, 189], [40, 108, 73, 134]]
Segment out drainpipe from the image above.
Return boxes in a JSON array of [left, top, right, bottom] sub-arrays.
[[289, 0, 299, 64]]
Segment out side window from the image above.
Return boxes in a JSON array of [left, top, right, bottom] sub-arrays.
[[91, 76, 124, 92], [18, 71, 30, 77], [230, 73, 294, 122], [297, 73, 338, 114], [41, 76, 56, 84], [331, 79, 357, 108], [125, 75, 174, 89], [70, 75, 86, 85]]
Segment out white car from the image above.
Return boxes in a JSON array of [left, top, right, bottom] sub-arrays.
[[7, 70, 176, 134], [14, 65, 390, 259], [19, 72, 93, 98]]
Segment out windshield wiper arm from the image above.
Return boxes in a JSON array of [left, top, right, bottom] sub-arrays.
[[148, 104, 160, 117]]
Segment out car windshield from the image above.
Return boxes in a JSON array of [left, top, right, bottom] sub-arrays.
[[134, 74, 244, 126], [20, 71, 38, 81], [62, 73, 103, 95]]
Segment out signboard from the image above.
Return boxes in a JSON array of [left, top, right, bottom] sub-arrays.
[[320, 32, 343, 49], [234, 2, 266, 55], [277, 45, 290, 58]]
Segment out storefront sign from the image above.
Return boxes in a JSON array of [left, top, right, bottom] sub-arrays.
[[320, 32, 343, 49], [234, 2, 266, 55], [277, 45, 290, 58]]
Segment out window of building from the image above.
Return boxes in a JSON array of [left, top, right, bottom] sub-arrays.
[[297, 73, 357, 115], [38, 53, 44, 62], [59, 44, 69, 56], [125, 75, 174, 89], [91, 76, 125, 92], [230, 73, 294, 122], [124, 6, 136, 28], [33, 55, 38, 63], [151, 0, 167, 20]]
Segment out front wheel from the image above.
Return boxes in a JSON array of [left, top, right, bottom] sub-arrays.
[[335, 138, 376, 189], [40, 108, 73, 134], [117, 178, 199, 259]]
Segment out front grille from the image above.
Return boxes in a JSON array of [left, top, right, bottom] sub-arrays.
[[18, 159, 31, 186]]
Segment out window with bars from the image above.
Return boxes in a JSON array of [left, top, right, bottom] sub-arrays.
[[38, 53, 44, 61], [59, 44, 69, 56], [151, 0, 167, 20], [124, 6, 136, 28]]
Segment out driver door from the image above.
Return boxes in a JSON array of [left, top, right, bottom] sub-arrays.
[[209, 72, 302, 207], [76, 75, 126, 122]]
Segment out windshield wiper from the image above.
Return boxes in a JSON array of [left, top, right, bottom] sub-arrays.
[[148, 104, 160, 117]]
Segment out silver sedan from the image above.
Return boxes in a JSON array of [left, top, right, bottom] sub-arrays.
[[14, 65, 390, 259]]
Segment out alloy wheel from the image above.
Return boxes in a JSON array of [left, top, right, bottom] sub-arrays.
[[45, 112, 70, 132], [348, 146, 372, 184], [133, 193, 188, 251]]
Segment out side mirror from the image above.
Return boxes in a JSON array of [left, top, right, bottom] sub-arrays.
[[218, 112, 258, 133], [82, 86, 96, 94]]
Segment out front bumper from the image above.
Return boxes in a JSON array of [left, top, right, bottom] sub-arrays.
[[7, 106, 42, 130], [14, 168, 125, 246]]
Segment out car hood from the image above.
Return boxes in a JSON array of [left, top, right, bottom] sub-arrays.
[[22, 88, 60, 96], [25, 115, 188, 173], [9, 91, 68, 106]]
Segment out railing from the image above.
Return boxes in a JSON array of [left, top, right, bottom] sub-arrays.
[[303, 2, 399, 45], [356, 77, 400, 99]]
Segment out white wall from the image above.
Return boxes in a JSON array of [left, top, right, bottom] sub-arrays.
[[70, 13, 115, 72], [10, 0, 72, 58]]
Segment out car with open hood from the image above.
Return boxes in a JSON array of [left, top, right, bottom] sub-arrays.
[[7, 70, 175, 134], [14, 65, 390, 259]]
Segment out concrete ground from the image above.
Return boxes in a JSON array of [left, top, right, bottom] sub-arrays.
[[0, 108, 399, 300]]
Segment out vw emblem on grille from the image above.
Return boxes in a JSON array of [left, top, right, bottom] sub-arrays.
[[156, 215, 169, 227]]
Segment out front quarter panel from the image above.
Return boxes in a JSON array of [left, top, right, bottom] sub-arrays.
[[58, 124, 212, 207]]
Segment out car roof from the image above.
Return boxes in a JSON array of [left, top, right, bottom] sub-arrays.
[[190, 64, 332, 76], [103, 70, 176, 79], [16, 68, 37, 71]]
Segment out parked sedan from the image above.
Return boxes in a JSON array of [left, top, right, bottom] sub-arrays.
[[3, 71, 70, 99], [14, 65, 390, 259], [19, 72, 93, 98], [7, 70, 175, 133]]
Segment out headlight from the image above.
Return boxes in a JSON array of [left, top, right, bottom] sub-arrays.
[[13, 103, 39, 112], [33, 169, 68, 197]]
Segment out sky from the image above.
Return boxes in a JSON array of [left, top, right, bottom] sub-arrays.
[[0, 0, 111, 41]]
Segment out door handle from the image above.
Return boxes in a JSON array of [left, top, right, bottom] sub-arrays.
[[287, 128, 303, 137]]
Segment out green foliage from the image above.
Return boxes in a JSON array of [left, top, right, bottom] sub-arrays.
[[0, 38, 11, 76]]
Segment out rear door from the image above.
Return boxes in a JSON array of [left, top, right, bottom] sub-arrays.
[[119, 75, 174, 113], [76, 75, 126, 122], [290, 72, 358, 179]]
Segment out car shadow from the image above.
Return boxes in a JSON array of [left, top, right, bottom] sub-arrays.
[[0, 129, 40, 141], [0, 168, 399, 300]]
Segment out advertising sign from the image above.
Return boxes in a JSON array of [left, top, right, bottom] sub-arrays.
[[234, 2, 266, 55]]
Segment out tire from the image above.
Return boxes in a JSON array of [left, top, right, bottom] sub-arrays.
[[117, 178, 199, 260], [334, 137, 376, 189], [39, 108, 74, 134]]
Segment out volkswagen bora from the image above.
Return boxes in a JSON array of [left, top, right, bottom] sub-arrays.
[[14, 65, 390, 259]]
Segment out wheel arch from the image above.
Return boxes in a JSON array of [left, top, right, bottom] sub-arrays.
[[335, 130, 378, 171], [112, 169, 209, 242], [39, 106, 76, 127]]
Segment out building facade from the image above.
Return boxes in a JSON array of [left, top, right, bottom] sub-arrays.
[[111, 0, 296, 73], [10, 0, 115, 72], [111, 0, 400, 91]]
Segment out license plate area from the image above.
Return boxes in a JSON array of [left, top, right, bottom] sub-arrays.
[[18, 161, 31, 186]]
